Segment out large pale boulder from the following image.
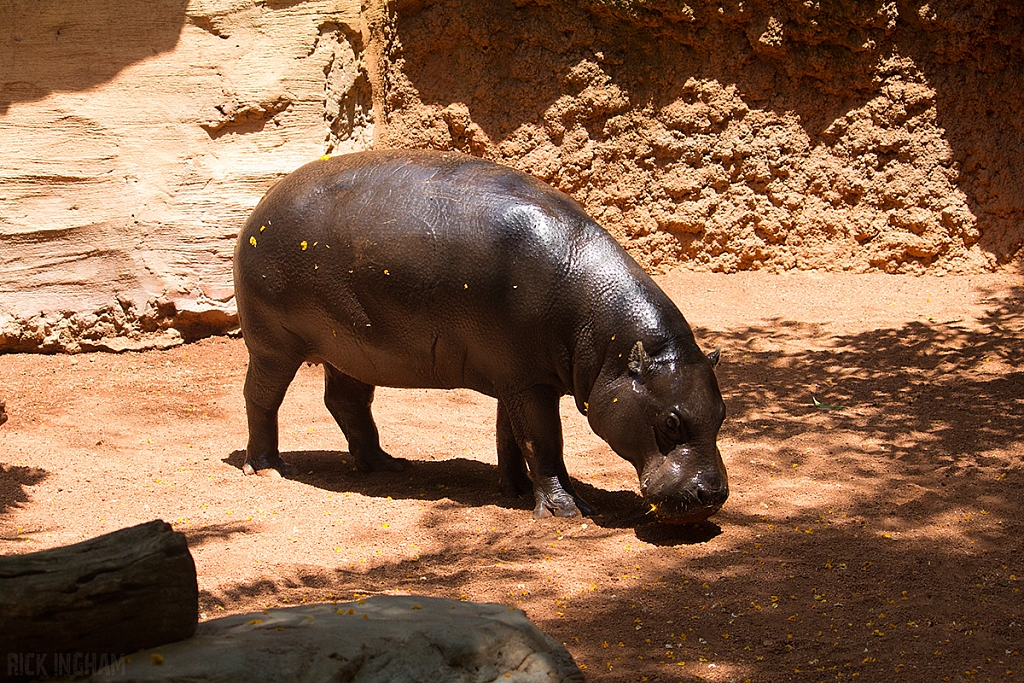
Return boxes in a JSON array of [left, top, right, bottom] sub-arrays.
[[87, 596, 584, 683]]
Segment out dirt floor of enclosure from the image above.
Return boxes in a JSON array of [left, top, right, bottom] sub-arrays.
[[2, 271, 1023, 683]]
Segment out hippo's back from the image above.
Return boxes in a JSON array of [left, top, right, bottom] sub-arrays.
[[233, 150, 630, 396]]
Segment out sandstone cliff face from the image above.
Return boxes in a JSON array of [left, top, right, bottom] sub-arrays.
[[1, 0, 1021, 352], [0, 0, 370, 352]]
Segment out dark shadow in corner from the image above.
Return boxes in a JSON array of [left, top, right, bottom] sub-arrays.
[[0, 0, 189, 114], [896, 4, 1024, 265], [0, 464, 49, 520]]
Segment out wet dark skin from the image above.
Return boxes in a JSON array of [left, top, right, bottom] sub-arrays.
[[233, 150, 728, 523]]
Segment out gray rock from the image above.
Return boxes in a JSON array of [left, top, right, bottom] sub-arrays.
[[89, 596, 584, 683]]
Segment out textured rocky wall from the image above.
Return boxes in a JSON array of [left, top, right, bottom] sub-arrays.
[[1, 0, 1021, 352], [0, 0, 370, 352], [365, 0, 1024, 273]]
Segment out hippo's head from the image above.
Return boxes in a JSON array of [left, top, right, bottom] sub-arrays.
[[587, 341, 728, 524]]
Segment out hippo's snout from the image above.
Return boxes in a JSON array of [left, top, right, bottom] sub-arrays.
[[640, 447, 729, 524]]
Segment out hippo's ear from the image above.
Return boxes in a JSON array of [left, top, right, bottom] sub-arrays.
[[707, 347, 721, 367], [628, 341, 650, 376]]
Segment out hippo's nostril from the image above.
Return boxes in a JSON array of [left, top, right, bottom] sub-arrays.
[[696, 484, 729, 508], [695, 487, 712, 506]]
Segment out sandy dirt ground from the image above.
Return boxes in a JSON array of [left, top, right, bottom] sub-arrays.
[[1, 271, 1022, 683]]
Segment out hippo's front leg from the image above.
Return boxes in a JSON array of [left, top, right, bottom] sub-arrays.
[[502, 387, 595, 519]]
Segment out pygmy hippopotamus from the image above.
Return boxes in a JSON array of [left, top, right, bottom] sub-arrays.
[[233, 149, 728, 523]]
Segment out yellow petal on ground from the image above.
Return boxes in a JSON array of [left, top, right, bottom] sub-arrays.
[[301, 240, 308, 251], [320, 154, 331, 161], [151, 654, 164, 666], [250, 236, 257, 247]]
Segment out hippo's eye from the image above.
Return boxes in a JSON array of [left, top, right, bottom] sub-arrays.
[[655, 412, 687, 455]]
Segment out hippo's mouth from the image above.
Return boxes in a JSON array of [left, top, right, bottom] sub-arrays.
[[639, 451, 729, 524], [647, 498, 725, 525]]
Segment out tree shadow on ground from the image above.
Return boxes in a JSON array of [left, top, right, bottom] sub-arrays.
[[707, 285, 1023, 472], [0, 464, 49, 523], [182, 520, 255, 549]]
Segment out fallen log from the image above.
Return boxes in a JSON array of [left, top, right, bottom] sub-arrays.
[[0, 520, 197, 678]]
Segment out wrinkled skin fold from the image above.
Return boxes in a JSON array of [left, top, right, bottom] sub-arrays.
[[233, 150, 728, 523]]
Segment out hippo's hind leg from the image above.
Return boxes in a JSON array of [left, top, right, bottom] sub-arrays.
[[496, 401, 532, 497], [323, 363, 405, 472], [502, 387, 595, 519], [243, 350, 303, 477]]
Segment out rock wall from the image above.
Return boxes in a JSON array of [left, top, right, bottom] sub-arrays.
[[0, 0, 370, 352], [1, 0, 1021, 352], [366, 0, 1023, 274]]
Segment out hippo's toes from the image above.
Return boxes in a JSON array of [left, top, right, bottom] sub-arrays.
[[533, 498, 582, 519], [532, 477, 584, 519], [354, 447, 406, 473], [256, 467, 283, 478], [242, 453, 297, 478]]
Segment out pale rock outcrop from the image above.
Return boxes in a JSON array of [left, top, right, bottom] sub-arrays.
[[0, 0, 371, 352], [89, 596, 584, 683]]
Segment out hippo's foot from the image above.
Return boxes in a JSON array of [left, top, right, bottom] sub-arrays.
[[242, 451, 297, 478], [353, 446, 406, 473], [532, 476, 594, 519]]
